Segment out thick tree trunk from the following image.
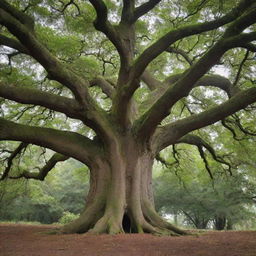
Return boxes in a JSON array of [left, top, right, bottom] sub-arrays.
[[214, 216, 227, 230], [62, 136, 186, 235]]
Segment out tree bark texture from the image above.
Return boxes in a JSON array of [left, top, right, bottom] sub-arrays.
[[62, 134, 185, 235]]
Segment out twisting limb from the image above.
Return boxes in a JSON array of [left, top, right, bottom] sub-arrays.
[[155, 151, 179, 168], [222, 114, 256, 140], [141, 73, 236, 116], [89, 0, 123, 58], [197, 146, 214, 179], [221, 119, 243, 141], [230, 114, 256, 137], [164, 73, 237, 96], [0, 142, 27, 180], [9, 153, 69, 181]]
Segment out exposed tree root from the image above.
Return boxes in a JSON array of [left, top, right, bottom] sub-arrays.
[[62, 199, 188, 236], [88, 214, 124, 235], [62, 200, 105, 234], [142, 199, 189, 235]]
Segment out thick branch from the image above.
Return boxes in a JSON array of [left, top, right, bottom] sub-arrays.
[[0, 83, 83, 120], [153, 87, 256, 152], [89, 77, 115, 98], [89, 0, 124, 59], [11, 153, 69, 181], [114, 0, 254, 128], [89, 0, 108, 26], [132, 0, 162, 23], [135, 44, 226, 140], [0, 2, 113, 140], [0, 0, 34, 29], [0, 3, 91, 106], [121, 0, 135, 24], [131, 0, 254, 81], [141, 70, 163, 91], [164, 73, 237, 97], [135, 7, 256, 141], [0, 34, 28, 53], [0, 118, 102, 165], [242, 43, 256, 52]]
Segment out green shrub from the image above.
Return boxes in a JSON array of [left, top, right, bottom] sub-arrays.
[[58, 211, 79, 224]]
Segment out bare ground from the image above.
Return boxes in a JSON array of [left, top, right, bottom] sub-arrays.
[[0, 224, 255, 256]]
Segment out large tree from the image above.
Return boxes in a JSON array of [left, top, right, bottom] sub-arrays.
[[0, 0, 256, 234]]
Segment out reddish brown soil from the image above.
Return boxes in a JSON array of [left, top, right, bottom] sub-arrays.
[[0, 224, 255, 256]]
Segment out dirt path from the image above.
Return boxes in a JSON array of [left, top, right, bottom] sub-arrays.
[[0, 224, 255, 256]]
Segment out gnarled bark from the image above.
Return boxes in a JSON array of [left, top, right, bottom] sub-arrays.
[[62, 135, 185, 235]]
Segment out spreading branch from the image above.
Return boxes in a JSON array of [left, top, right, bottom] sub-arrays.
[[0, 34, 28, 53], [132, 0, 162, 23], [0, 83, 83, 120], [0, 117, 102, 165], [135, 6, 256, 141], [164, 73, 236, 97], [113, 0, 254, 130], [131, 0, 254, 81], [223, 114, 256, 139], [0, 1, 92, 107], [0, 0, 117, 141], [10, 153, 69, 181], [141, 73, 236, 113], [153, 87, 256, 153], [221, 119, 243, 141], [89, 0, 124, 59]]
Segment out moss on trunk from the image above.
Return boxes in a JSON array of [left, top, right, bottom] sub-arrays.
[[62, 137, 186, 235]]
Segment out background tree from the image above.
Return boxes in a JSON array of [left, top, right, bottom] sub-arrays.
[[0, 157, 88, 224], [155, 165, 256, 230], [0, 0, 256, 234]]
